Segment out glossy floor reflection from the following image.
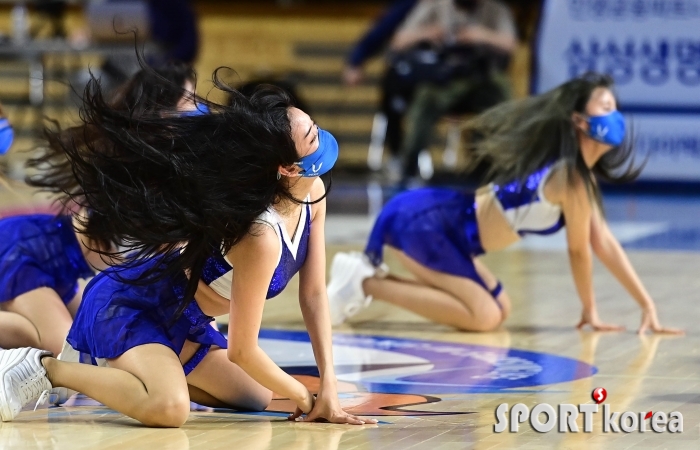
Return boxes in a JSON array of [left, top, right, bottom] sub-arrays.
[[5, 331, 699, 449], [1, 183, 699, 449]]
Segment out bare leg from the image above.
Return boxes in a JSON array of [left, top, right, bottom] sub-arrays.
[[183, 344, 271, 411], [1, 288, 73, 355], [473, 258, 511, 320], [187, 384, 226, 408], [0, 311, 41, 349], [385, 272, 421, 285], [65, 279, 90, 318], [43, 339, 273, 426], [43, 344, 191, 427], [363, 249, 510, 331]]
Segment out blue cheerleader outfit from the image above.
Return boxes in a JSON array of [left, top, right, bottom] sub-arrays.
[[365, 165, 564, 294], [65, 200, 311, 374], [0, 214, 94, 304]]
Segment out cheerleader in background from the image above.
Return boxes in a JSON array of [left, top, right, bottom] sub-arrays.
[[328, 73, 683, 336], [0, 64, 203, 354]]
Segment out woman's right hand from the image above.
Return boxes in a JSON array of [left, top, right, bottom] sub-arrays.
[[288, 389, 315, 421], [342, 66, 363, 86], [576, 308, 625, 332]]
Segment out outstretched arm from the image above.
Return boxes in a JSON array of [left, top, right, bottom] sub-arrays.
[[560, 175, 624, 331], [295, 179, 375, 424], [589, 206, 683, 335], [227, 227, 314, 414]]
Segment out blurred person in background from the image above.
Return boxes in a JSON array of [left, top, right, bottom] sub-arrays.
[[147, 0, 199, 66], [390, 0, 516, 184], [83, 0, 199, 91], [342, 0, 420, 172]]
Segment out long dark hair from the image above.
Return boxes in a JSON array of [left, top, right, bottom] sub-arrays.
[[466, 72, 641, 206], [28, 62, 196, 248], [27, 65, 305, 315], [109, 63, 195, 115]]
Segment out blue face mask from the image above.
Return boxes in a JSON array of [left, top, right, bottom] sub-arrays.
[[180, 103, 209, 117], [0, 119, 14, 155], [587, 110, 626, 147], [295, 128, 339, 177]]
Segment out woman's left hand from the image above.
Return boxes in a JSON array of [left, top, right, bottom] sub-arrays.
[[288, 393, 377, 425], [638, 307, 684, 335], [576, 309, 625, 332]]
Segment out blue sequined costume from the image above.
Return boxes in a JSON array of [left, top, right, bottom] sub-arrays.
[[65, 203, 312, 374], [0, 214, 94, 304], [66, 255, 227, 375], [365, 166, 563, 292], [202, 200, 312, 300]]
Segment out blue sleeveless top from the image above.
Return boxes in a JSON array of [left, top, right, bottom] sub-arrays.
[[491, 165, 565, 236], [200, 200, 311, 299]]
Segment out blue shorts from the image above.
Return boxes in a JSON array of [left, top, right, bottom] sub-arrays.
[[66, 255, 227, 375], [0, 214, 94, 304]]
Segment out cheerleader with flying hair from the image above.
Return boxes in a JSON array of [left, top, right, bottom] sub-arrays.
[[0, 65, 374, 427], [0, 64, 202, 355], [328, 73, 682, 336]]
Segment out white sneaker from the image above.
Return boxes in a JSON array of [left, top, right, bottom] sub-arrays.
[[327, 252, 376, 326], [0, 348, 53, 421]]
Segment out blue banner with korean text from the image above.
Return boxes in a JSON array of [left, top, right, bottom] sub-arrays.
[[533, 0, 700, 181]]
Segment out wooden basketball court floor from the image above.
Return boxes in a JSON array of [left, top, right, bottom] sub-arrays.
[[0, 182, 699, 449]]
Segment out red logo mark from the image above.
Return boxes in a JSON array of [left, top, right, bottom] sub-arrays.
[[267, 375, 471, 416], [645, 411, 653, 420], [591, 387, 607, 404]]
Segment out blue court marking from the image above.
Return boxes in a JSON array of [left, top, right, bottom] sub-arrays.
[[604, 194, 700, 251], [259, 330, 597, 395], [624, 228, 700, 251]]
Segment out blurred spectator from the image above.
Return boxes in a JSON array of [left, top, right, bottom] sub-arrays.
[[343, 0, 420, 168], [98, 0, 199, 89], [0, 102, 13, 158], [147, 0, 199, 65], [391, 0, 516, 183], [343, 0, 419, 85]]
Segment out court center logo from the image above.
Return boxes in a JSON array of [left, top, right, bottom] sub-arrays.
[[494, 387, 683, 433], [258, 330, 598, 416]]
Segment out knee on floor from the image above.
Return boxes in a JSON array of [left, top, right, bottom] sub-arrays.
[[454, 307, 504, 332], [457, 318, 501, 333], [141, 393, 191, 428]]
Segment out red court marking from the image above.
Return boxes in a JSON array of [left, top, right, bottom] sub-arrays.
[[267, 375, 470, 416]]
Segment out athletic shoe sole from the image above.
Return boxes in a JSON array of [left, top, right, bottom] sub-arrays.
[[0, 348, 32, 422]]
